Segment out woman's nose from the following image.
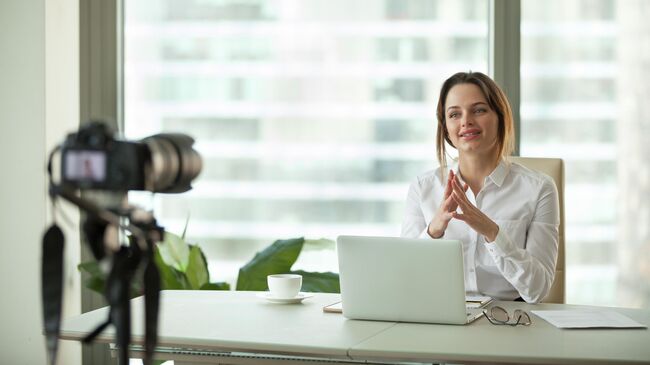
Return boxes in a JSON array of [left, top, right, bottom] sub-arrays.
[[461, 112, 474, 127]]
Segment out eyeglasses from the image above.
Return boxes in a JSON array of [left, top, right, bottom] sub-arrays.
[[483, 306, 532, 326]]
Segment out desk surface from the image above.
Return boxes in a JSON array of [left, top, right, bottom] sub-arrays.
[[60, 290, 650, 364], [60, 290, 392, 359], [350, 300, 650, 365]]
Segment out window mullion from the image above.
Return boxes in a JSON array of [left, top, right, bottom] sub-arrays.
[[489, 0, 521, 156]]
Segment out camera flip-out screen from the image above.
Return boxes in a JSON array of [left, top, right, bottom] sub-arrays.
[[64, 150, 107, 182]]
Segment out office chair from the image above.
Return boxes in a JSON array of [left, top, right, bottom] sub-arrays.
[[509, 157, 565, 304]]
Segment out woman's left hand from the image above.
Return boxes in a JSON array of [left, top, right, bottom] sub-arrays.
[[450, 176, 500, 242]]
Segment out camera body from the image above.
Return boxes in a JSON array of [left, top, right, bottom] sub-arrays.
[[60, 121, 201, 193], [61, 123, 147, 191]]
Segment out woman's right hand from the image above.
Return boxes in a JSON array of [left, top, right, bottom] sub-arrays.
[[427, 169, 467, 238]]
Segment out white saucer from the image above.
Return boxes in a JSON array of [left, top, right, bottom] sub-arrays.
[[257, 292, 313, 304]]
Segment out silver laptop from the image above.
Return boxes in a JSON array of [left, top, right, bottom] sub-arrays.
[[336, 235, 484, 325]]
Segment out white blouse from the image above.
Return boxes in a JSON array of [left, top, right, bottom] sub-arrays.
[[401, 160, 560, 303]]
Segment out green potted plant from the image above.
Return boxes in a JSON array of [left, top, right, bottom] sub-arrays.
[[79, 234, 340, 296]]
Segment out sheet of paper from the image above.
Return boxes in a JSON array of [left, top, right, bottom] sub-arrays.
[[531, 310, 647, 329], [465, 296, 493, 308], [465, 295, 492, 303], [322, 301, 342, 313]]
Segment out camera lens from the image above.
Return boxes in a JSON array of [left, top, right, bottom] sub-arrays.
[[142, 134, 202, 193]]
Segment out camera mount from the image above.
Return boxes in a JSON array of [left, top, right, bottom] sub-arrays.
[[43, 184, 163, 365]]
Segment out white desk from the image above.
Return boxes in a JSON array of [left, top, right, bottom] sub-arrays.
[[350, 300, 650, 365], [60, 290, 650, 364], [61, 290, 393, 364]]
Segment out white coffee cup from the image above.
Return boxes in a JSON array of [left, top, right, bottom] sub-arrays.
[[267, 274, 302, 299]]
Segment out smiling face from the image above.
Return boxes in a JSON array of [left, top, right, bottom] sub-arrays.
[[444, 83, 500, 158]]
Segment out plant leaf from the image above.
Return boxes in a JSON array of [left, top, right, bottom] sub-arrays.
[[200, 282, 230, 290], [302, 238, 335, 251], [78, 261, 106, 295], [154, 245, 190, 290], [83, 275, 106, 295], [291, 270, 340, 293], [236, 237, 304, 291], [185, 245, 209, 290], [78, 261, 104, 277], [157, 231, 190, 272], [78, 260, 142, 297], [181, 213, 190, 240]]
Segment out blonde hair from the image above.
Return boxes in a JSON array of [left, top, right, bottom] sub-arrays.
[[435, 71, 515, 176]]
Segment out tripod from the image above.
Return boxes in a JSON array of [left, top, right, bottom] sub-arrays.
[[42, 184, 163, 365]]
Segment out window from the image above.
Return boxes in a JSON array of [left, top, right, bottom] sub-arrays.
[[124, 0, 489, 284], [123, 1, 649, 308], [521, 0, 650, 307]]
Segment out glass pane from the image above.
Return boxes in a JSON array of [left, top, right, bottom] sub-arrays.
[[125, 0, 489, 286], [521, 0, 650, 307]]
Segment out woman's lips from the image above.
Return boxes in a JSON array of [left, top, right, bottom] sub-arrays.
[[459, 130, 481, 140]]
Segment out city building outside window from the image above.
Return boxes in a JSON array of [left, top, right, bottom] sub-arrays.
[[125, 0, 649, 307], [520, 0, 650, 307]]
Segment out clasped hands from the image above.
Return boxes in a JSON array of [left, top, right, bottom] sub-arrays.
[[427, 170, 499, 242]]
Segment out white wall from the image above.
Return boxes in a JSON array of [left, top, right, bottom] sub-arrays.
[[46, 0, 82, 362], [0, 0, 80, 363]]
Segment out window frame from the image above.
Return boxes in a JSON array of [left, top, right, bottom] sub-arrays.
[[489, 0, 521, 156], [82, 2, 521, 363]]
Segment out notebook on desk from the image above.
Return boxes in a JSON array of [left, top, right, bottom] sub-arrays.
[[335, 235, 490, 325]]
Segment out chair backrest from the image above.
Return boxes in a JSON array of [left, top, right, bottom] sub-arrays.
[[509, 157, 565, 304]]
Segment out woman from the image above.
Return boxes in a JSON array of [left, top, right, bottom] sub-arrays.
[[401, 71, 559, 303]]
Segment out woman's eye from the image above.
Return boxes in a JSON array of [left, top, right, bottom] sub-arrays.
[[474, 108, 486, 114], [448, 112, 459, 119]]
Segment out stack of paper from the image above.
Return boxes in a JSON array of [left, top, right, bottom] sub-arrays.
[[531, 310, 647, 329], [465, 295, 493, 309]]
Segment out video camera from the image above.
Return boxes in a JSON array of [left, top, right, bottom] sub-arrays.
[[60, 121, 201, 193], [42, 121, 202, 365]]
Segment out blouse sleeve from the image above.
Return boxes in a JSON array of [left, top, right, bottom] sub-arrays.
[[401, 178, 431, 239], [484, 175, 560, 303]]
